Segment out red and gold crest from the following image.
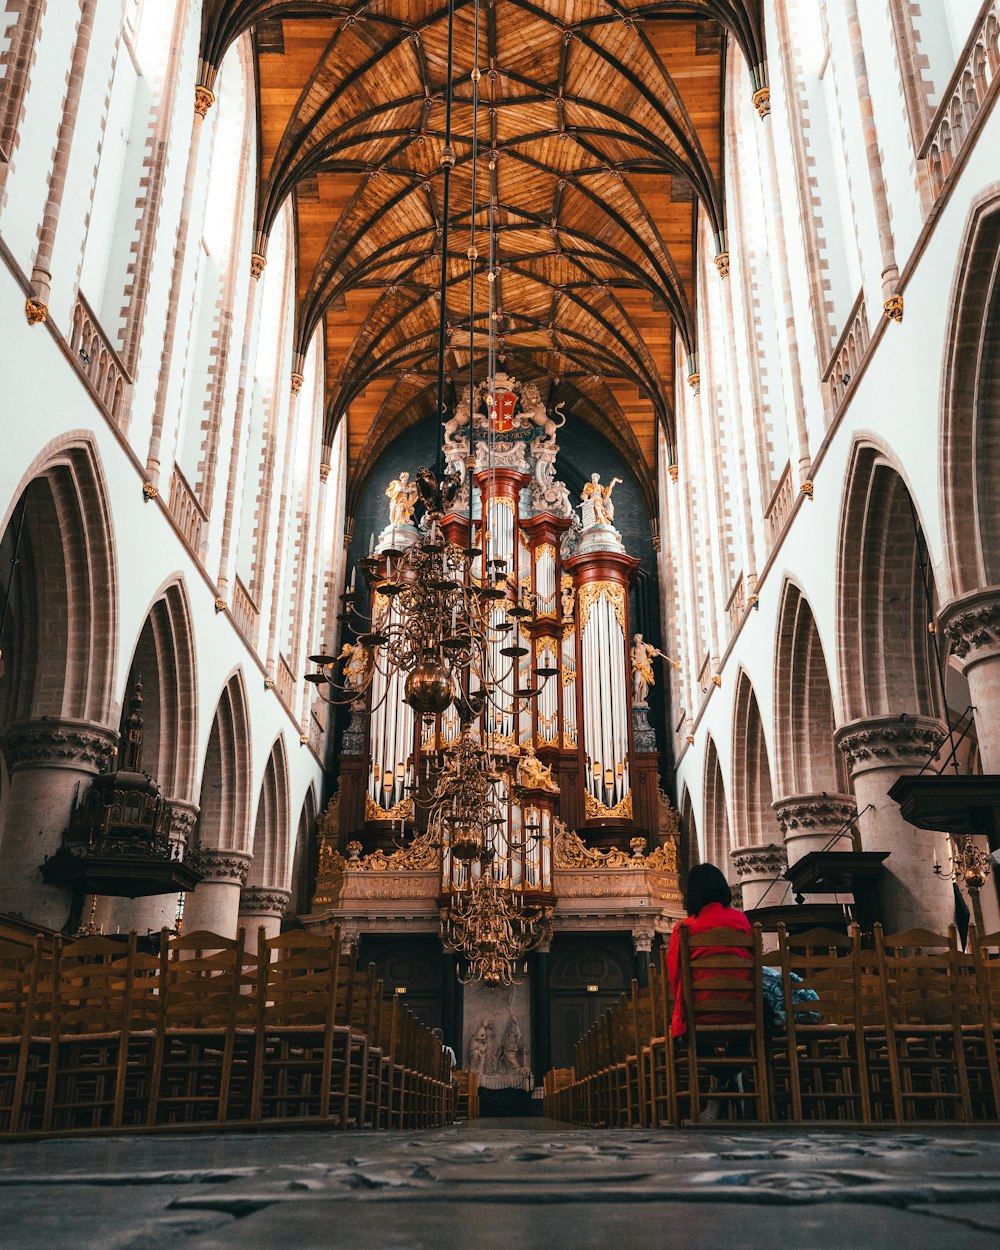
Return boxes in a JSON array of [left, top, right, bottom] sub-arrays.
[[488, 385, 518, 433]]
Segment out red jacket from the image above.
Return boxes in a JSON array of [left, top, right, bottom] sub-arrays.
[[666, 902, 753, 1038]]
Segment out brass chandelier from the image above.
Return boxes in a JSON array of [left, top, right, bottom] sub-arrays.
[[308, 0, 556, 985]]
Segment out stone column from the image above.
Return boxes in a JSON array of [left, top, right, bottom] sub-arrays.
[[237, 885, 290, 943], [0, 718, 118, 929], [773, 793, 859, 866], [941, 588, 1000, 773], [529, 942, 551, 1081], [631, 925, 654, 989], [182, 848, 251, 937], [835, 715, 953, 933], [729, 843, 791, 911]]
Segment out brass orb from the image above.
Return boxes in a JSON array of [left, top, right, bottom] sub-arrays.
[[450, 826, 484, 862], [404, 656, 454, 714]]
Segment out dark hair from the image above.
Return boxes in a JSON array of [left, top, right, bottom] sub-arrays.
[[684, 863, 733, 916]]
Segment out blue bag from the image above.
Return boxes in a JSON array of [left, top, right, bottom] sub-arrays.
[[762, 965, 820, 1029]]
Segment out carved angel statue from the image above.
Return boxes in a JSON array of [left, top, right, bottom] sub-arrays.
[[560, 577, 575, 620], [517, 743, 559, 793], [338, 640, 370, 692], [385, 471, 418, 526], [630, 633, 668, 707], [581, 472, 622, 526]]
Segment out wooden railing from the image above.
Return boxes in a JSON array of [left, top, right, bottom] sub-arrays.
[[231, 577, 259, 644], [764, 461, 793, 547], [69, 294, 131, 426], [725, 573, 745, 635], [822, 289, 869, 415], [309, 701, 327, 754], [276, 653, 296, 706], [168, 465, 207, 555], [919, 1, 1000, 197]]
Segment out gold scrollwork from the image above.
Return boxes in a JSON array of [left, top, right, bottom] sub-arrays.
[[345, 832, 440, 873], [553, 819, 641, 869], [365, 793, 415, 823], [577, 580, 625, 634], [584, 788, 633, 820]]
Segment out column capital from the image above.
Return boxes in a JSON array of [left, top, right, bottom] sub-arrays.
[[190, 847, 252, 884], [940, 586, 1000, 668], [729, 841, 787, 881], [194, 84, 215, 117], [835, 714, 946, 776], [631, 923, 656, 954], [772, 792, 857, 835], [166, 799, 199, 847], [1, 718, 118, 772], [239, 885, 290, 917]]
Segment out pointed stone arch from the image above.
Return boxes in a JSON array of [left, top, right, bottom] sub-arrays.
[[702, 737, 731, 871], [731, 671, 776, 848], [772, 578, 856, 864], [240, 736, 292, 938], [939, 187, 1000, 598], [0, 434, 117, 728], [835, 439, 952, 932], [773, 579, 848, 797], [836, 439, 941, 724], [183, 671, 253, 937], [247, 736, 291, 889], [121, 578, 199, 803], [289, 782, 318, 920], [0, 436, 119, 927]]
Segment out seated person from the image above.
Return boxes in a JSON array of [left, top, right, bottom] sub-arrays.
[[666, 862, 752, 1040]]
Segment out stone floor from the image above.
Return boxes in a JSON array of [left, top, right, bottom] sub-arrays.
[[4, 1120, 1000, 1248]]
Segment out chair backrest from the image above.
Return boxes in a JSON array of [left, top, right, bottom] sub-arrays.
[[777, 925, 857, 1027], [260, 928, 343, 1027], [56, 935, 135, 1035], [876, 925, 974, 1026], [164, 929, 248, 1029], [677, 923, 760, 1035]]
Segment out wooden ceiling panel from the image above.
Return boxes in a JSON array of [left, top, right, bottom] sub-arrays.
[[200, 0, 765, 504]]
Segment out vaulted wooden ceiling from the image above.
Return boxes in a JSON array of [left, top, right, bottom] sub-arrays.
[[200, 2, 766, 511]]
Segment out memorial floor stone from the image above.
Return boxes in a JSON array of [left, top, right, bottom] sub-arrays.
[[4, 1120, 1000, 1248]]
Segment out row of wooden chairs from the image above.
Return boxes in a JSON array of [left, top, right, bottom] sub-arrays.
[[0, 927, 455, 1137], [545, 923, 1000, 1126]]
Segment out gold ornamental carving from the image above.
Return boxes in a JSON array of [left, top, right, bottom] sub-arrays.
[[883, 293, 903, 323], [553, 820, 642, 870], [577, 580, 625, 634], [194, 85, 215, 116], [365, 792, 415, 823], [25, 297, 48, 325], [584, 788, 633, 820], [752, 86, 771, 118], [345, 831, 439, 873]]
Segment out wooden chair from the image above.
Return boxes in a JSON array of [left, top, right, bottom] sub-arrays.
[[643, 950, 679, 1128], [152, 929, 253, 1126], [772, 925, 871, 1124], [874, 926, 976, 1123], [673, 923, 769, 1123], [250, 927, 350, 1125], [45, 935, 137, 1132], [967, 927, 1000, 1119], [0, 935, 49, 1133]]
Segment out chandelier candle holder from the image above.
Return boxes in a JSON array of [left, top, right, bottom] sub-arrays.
[[934, 833, 992, 932]]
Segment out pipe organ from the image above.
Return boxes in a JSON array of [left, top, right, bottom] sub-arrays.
[[353, 375, 655, 867]]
